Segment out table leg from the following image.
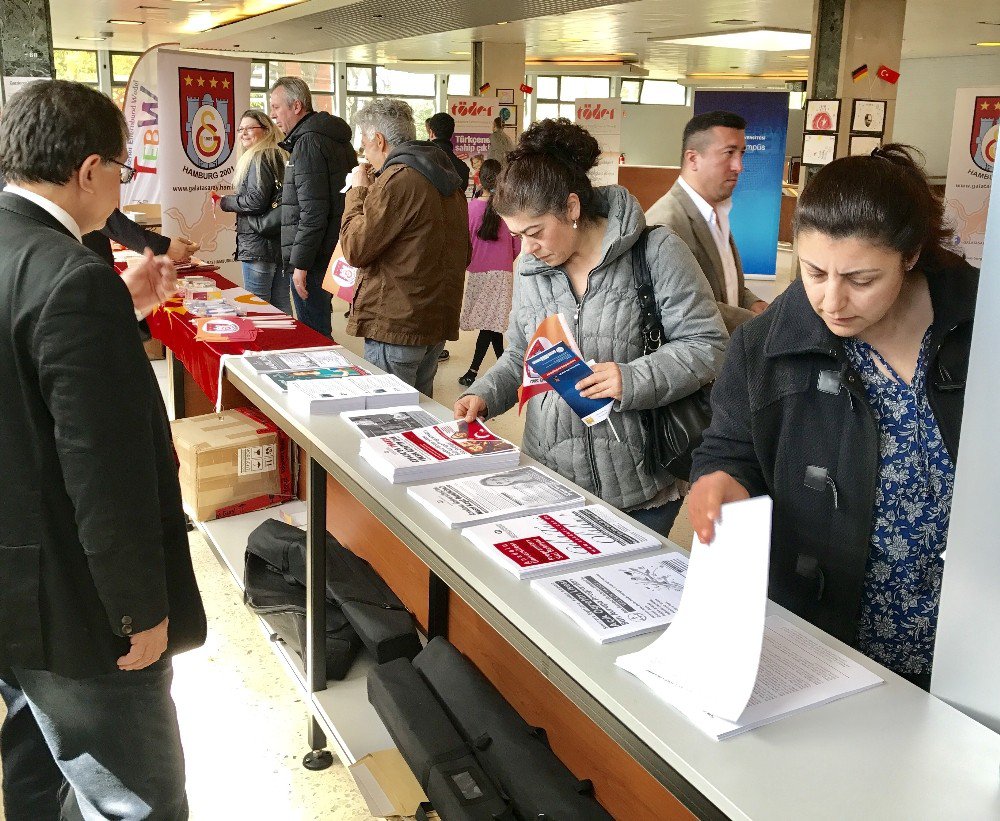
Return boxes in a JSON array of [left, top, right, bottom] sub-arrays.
[[302, 455, 333, 770], [166, 349, 186, 421]]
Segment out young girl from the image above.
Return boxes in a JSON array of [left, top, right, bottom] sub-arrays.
[[458, 159, 521, 387]]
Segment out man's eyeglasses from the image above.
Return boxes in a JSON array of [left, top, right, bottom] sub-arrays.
[[108, 158, 136, 185], [237, 125, 265, 135]]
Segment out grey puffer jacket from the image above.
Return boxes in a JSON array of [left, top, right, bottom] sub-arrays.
[[466, 185, 728, 511]]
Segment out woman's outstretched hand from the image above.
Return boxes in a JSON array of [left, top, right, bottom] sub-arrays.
[[686, 471, 751, 544]]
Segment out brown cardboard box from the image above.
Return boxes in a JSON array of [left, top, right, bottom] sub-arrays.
[[171, 408, 293, 522], [348, 749, 427, 818]]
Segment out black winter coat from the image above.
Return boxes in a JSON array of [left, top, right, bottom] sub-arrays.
[[0, 194, 207, 678], [430, 138, 470, 192], [278, 111, 355, 272], [220, 149, 284, 263], [691, 252, 978, 647]]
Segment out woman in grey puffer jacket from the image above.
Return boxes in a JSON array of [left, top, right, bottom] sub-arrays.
[[455, 119, 728, 536]]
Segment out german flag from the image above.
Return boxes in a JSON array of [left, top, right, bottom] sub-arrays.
[[478, 82, 491, 94], [851, 64, 869, 82]]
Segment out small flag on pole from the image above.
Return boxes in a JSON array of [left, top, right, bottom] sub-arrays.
[[876, 64, 900, 84], [478, 82, 491, 94], [519, 82, 533, 94], [851, 64, 869, 82]]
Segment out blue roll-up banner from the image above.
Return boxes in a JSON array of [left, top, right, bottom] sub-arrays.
[[693, 90, 789, 278]]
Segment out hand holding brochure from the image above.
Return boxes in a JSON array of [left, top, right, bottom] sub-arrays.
[[615, 496, 883, 739], [525, 344, 614, 427]]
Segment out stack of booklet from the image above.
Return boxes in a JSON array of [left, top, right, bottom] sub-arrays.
[[407, 466, 584, 529], [531, 552, 689, 643], [242, 346, 351, 375], [263, 365, 370, 392], [287, 374, 419, 414], [464, 505, 661, 579], [343, 407, 440, 438], [615, 497, 883, 740], [361, 420, 520, 483]]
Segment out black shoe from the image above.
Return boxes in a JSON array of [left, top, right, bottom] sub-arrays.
[[438, 349, 450, 361], [458, 369, 478, 387]]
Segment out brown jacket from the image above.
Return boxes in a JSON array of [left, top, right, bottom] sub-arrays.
[[342, 152, 471, 347]]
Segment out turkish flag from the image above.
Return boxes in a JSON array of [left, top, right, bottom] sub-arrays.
[[877, 64, 900, 84]]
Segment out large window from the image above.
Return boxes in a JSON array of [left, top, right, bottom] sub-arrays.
[[110, 52, 141, 108], [638, 79, 686, 106], [346, 64, 438, 143], [53, 49, 98, 87], [268, 61, 335, 113], [534, 75, 611, 121], [447, 74, 470, 96]]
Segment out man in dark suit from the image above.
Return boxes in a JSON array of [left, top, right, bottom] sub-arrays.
[[645, 110, 768, 332], [0, 80, 206, 820]]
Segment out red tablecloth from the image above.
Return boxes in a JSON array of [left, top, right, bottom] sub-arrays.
[[146, 272, 331, 403]]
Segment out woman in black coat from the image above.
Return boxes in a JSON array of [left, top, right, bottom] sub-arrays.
[[220, 108, 290, 312], [688, 145, 978, 689]]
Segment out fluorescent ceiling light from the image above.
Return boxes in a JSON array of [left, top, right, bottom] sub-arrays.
[[654, 28, 810, 52], [76, 35, 107, 41], [975, 42, 1000, 46], [108, 19, 145, 24]]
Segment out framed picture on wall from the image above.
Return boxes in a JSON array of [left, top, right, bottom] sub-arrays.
[[804, 98, 840, 133], [496, 88, 515, 104], [498, 104, 517, 126], [849, 135, 882, 156], [850, 99, 887, 134], [802, 133, 838, 166]]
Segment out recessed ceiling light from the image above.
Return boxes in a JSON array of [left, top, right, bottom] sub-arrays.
[[497, 21, 508, 26], [169, 0, 204, 4], [787, 54, 810, 59], [107, 19, 145, 25], [975, 41, 1000, 46], [653, 28, 810, 52], [713, 19, 758, 25], [449, 50, 471, 55], [76, 35, 107, 41]]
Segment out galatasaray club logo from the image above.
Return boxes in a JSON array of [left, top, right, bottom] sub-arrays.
[[179, 68, 235, 170], [970, 96, 999, 173]]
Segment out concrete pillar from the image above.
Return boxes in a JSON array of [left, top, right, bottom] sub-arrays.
[[0, 0, 55, 82], [473, 40, 526, 137]]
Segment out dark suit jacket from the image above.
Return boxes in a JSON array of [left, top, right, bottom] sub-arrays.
[[0, 193, 206, 678], [82, 208, 171, 266], [645, 182, 760, 332]]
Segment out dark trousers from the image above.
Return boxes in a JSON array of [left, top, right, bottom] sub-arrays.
[[470, 330, 504, 372], [0, 660, 188, 820], [289, 265, 333, 338], [627, 497, 685, 540]]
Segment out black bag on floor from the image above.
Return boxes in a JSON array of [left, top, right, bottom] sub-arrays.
[[414, 637, 613, 821], [246, 519, 422, 664], [368, 658, 514, 820], [243, 550, 361, 680]]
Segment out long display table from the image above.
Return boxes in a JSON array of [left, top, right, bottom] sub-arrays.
[[218, 349, 1000, 821]]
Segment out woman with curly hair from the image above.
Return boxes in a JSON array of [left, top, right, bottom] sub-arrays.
[[454, 119, 728, 536]]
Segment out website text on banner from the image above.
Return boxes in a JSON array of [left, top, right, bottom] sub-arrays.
[[693, 90, 789, 279], [156, 50, 250, 280]]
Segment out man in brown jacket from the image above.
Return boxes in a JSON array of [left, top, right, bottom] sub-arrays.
[[342, 98, 471, 398]]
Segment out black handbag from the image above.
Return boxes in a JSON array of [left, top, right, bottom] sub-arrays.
[[247, 157, 283, 238], [631, 226, 713, 481]]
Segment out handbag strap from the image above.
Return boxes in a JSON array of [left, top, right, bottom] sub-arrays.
[[631, 225, 665, 355]]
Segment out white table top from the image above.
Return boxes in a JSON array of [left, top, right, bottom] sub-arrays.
[[225, 351, 1000, 821]]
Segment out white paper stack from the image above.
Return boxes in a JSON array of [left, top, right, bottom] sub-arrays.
[[361, 419, 520, 483], [407, 466, 584, 529], [615, 497, 883, 740], [342, 407, 441, 438], [264, 365, 370, 392], [242, 347, 350, 373], [465, 504, 661, 579], [287, 375, 419, 414], [532, 552, 689, 643]]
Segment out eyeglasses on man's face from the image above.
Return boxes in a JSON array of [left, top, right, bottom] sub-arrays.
[[107, 158, 136, 185]]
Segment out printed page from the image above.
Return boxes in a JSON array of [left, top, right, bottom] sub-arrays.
[[244, 347, 349, 372], [616, 496, 773, 722], [533, 552, 688, 642], [343, 407, 440, 437]]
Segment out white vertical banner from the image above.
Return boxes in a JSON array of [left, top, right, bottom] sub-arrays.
[[574, 98, 623, 187], [448, 96, 496, 195], [120, 44, 177, 207], [156, 50, 250, 278], [943, 86, 999, 266]]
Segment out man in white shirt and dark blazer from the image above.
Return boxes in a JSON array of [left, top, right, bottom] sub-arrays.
[[0, 80, 206, 820], [645, 111, 768, 332]]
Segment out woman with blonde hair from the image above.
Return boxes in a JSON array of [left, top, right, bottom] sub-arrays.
[[219, 108, 290, 311]]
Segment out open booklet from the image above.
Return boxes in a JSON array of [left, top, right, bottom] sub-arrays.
[[615, 496, 883, 740]]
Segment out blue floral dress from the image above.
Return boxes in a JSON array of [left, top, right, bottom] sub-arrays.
[[843, 328, 954, 675]]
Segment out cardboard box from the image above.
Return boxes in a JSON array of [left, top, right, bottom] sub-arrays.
[[171, 408, 294, 522], [349, 749, 427, 818]]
